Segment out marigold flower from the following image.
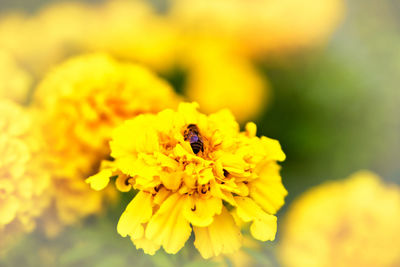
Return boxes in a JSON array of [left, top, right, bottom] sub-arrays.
[[0, 0, 178, 77], [183, 40, 268, 122], [32, 53, 180, 236], [0, 99, 50, 251], [170, 0, 345, 56], [279, 171, 400, 267], [87, 102, 287, 258], [80, 0, 179, 72]]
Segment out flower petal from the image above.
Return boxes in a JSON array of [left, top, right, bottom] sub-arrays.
[[86, 168, 113, 191], [250, 162, 287, 214], [193, 207, 242, 259], [245, 122, 257, 137], [234, 196, 277, 241], [198, 167, 214, 185], [131, 235, 161, 256], [145, 193, 192, 254], [260, 136, 286, 162], [160, 172, 181, 191], [117, 191, 153, 239], [115, 174, 133, 192], [110, 115, 159, 158], [183, 195, 222, 227]]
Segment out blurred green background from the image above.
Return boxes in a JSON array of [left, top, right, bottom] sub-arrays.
[[0, 0, 399, 266]]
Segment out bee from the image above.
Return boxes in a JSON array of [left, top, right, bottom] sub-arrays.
[[183, 124, 204, 154]]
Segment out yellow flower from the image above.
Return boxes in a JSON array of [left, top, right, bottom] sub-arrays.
[[279, 171, 400, 267], [0, 99, 50, 251], [0, 50, 32, 104], [0, 0, 344, 125], [0, 0, 178, 78], [182, 39, 268, 122], [170, 0, 345, 56], [87, 102, 287, 258], [32, 53, 180, 236], [80, 0, 179, 72]]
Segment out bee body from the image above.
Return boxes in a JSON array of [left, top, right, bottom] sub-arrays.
[[183, 124, 204, 154], [190, 141, 204, 154]]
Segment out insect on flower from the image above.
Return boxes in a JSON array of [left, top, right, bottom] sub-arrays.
[[183, 124, 204, 154], [87, 103, 287, 258]]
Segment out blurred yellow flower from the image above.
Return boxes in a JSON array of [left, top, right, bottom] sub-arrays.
[[0, 50, 32, 104], [32, 53, 180, 236], [0, 0, 346, 128], [279, 171, 400, 267], [87, 102, 287, 258], [170, 0, 345, 56], [182, 39, 268, 122], [0, 0, 178, 78], [80, 0, 179, 72], [0, 99, 49, 251]]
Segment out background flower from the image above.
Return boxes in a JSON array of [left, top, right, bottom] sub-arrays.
[[0, 0, 345, 123], [278, 171, 400, 267], [32, 53, 180, 236], [0, 99, 50, 253], [180, 39, 268, 122], [169, 0, 345, 57], [0, 0, 399, 266]]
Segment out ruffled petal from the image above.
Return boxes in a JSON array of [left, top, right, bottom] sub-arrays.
[[193, 207, 242, 259], [160, 172, 182, 191], [117, 191, 153, 239], [183, 195, 222, 227], [250, 162, 287, 214], [86, 168, 113, 191], [260, 136, 286, 162], [110, 115, 159, 158], [245, 122, 257, 137], [145, 193, 192, 254], [198, 167, 214, 185], [234, 196, 277, 241], [131, 235, 161, 256], [115, 174, 133, 192]]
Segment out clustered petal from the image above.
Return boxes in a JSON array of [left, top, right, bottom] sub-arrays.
[[32, 53, 180, 236], [87, 102, 287, 258], [279, 171, 400, 267], [0, 0, 344, 124], [0, 99, 50, 250], [170, 0, 345, 56]]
